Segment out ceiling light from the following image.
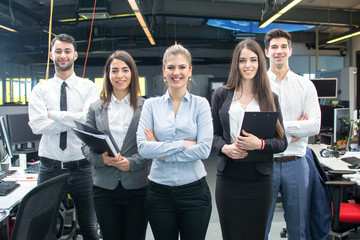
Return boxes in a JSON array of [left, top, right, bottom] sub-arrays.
[[59, 14, 134, 23], [326, 30, 360, 44], [78, 12, 110, 20], [259, 0, 302, 28], [0, 24, 17, 32], [77, 0, 110, 20], [127, 0, 155, 45]]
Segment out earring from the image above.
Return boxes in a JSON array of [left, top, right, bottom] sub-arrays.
[[188, 77, 192, 82], [163, 78, 166, 82]]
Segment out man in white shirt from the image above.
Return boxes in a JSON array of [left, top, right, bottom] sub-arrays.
[[264, 29, 321, 240], [28, 34, 100, 240]]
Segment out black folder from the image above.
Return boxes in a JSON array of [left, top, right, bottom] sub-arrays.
[[73, 121, 119, 157], [240, 111, 279, 138], [237, 111, 279, 162]]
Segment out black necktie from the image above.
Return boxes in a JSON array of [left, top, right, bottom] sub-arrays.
[[60, 82, 67, 150]]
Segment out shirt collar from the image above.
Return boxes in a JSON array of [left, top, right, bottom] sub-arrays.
[[111, 92, 131, 104], [268, 69, 292, 83], [164, 89, 190, 102], [53, 73, 76, 88]]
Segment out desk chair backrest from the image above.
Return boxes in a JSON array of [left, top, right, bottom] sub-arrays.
[[326, 170, 360, 239], [10, 173, 70, 240]]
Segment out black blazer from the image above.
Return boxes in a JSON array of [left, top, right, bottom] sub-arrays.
[[211, 87, 287, 175]]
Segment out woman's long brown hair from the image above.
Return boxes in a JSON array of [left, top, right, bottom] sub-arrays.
[[100, 50, 140, 110], [224, 39, 284, 138]]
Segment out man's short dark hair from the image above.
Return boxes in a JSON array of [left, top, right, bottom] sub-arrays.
[[51, 33, 77, 51], [264, 29, 292, 50]]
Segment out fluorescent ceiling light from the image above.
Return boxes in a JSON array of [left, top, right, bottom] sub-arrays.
[[127, 0, 155, 45], [79, 12, 110, 20], [0, 24, 17, 32], [59, 14, 134, 23], [259, 0, 302, 28], [326, 30, 360, 44], [42, 30, 57, 37]]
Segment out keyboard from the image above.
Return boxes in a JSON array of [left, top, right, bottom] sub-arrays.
[[25, 163, 40, 174], [0, 180, 20, 196], [341, 157, 360, 168]]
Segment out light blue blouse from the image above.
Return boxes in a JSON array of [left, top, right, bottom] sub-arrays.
[[137, 90, 213, 186]]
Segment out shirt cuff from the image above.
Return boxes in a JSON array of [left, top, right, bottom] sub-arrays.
[[164, 140, 185, 163], [49, 110, 62, 122], [49, 110, 68, 132]]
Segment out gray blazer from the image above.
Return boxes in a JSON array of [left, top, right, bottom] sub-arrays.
[[82, 97, 151, 190]]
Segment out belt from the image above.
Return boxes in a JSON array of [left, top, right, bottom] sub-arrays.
[[149, 177, 207, 190], [40, 157, 89, 169], [273, 156, 300, 162]]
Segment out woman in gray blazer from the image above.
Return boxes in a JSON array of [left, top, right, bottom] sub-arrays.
[[82, 50, 150, 240]]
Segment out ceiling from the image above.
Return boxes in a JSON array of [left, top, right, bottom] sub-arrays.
[[0, 0, 359, 67]]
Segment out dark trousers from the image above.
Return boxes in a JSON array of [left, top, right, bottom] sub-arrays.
[[93, 183, 148, 240], [38, 157, 98, 240], [145, 177, 212, 240]]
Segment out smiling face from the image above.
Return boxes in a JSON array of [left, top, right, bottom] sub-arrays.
[[163, 54, 192, 92], [50, 40, 77, 72], [109, 58, 132, 97], [265, 37, 292, 68], [238, 48, 259, 82]]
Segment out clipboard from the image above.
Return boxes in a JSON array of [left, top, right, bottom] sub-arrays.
[[240, 111, 279, 138], [237, 111, 279, 162]]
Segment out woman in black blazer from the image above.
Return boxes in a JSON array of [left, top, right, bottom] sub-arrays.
[[212, 39, 287, 240]]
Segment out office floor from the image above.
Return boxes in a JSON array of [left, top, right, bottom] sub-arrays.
[[73, 150, 360, 240]]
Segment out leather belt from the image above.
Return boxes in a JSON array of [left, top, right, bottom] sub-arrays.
[[273, 156, 299, 162], [40, 157, 89, 169]]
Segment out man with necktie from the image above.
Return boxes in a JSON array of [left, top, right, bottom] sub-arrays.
[[28, 33, 100, 240]]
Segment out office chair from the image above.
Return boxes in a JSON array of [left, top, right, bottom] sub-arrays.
[[10, 173, 70, 240], [57, 195, 78, 240], [326, 170, 360, 240]]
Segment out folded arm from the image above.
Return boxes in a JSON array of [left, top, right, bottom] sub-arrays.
[[49, 84, 100, 129], [164, 101, 213, 162], [285, 86, 321, 139], [137, 101, 185, 159], [28, 84, 67, 135]]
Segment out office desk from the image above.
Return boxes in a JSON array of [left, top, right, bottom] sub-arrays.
[[0, 170, 37, 240], [309, 143, 360, 183]]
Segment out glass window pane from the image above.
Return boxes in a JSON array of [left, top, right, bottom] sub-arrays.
[[13, 81, 20, 103], [139, 77, 146, 96], [95, 78, 103, 91]]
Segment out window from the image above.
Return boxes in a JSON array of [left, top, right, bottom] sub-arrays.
[[139, 77, 146, 96], [94, 78, 104, 91], [5, 78, 32, 104]]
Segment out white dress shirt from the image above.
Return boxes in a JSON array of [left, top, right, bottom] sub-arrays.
[[229, 92, 260, 143], [268, 69, 321, 157], [108, 93, 134, 151], [28, 73, 100, 161]]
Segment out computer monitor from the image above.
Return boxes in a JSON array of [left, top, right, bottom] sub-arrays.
[[6, 113, 41, 152], [333, 108, 350, 143], [0, 116, 13, 159], [320, 105, 335, 131], [311, 78, 338, 99]]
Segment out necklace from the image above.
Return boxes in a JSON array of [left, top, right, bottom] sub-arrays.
[[240, 103, 247, 110]]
